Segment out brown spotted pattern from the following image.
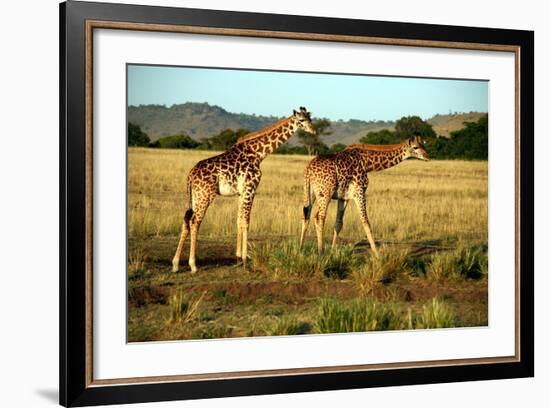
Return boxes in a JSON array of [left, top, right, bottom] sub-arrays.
[[299, 136, 429, 255], [172, 107, 316, 273]]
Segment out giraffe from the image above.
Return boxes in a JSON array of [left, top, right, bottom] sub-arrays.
[[299, 135, 429, 256], [172, 107, 316, 273]]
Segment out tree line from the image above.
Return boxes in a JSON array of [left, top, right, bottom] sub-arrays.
[[128, 113, 488, 160], [359, 114, 488, 160]]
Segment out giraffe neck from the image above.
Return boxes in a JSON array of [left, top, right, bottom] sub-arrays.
[[238, 116, 299, 160], [356, 143, 409, 172]]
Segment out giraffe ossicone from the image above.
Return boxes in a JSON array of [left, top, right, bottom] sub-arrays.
[[299, 135, 429, 256], [172, 107, 316, 273]]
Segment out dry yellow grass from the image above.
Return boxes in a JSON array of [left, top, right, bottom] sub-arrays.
[[127, 147, 488, 341], [128, 147, 487, 247]]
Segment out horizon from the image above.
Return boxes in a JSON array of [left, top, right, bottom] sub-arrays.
[[128, 64, 488, 122]]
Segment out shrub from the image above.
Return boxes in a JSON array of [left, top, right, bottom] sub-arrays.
[[200, 128, 250, 150], [128, 122, 150, 147], [151, 134, 200, 149], [330, 143, 347, 153]]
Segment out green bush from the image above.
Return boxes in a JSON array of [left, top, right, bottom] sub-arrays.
[[330, 143, 347, 153], [128, 122, 150, 146], [360, 128, 402, 145], [199, 128, 250, 150], [359, 114, 488, 160], [150, 133, 200, 149]]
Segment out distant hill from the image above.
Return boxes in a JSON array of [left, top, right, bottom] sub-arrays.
[[128, 102, 485, 146], [127, 103, 279, 141], [428, 112, 486, 137]]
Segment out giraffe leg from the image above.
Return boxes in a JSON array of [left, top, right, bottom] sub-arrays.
[[237, 188, 256, 268], [313, 196, 330, 255], [242, 223, 249, 268], [236, 217, 243, 259], [188, 195, 213, 273], [353, 190, 379, 257], [331, 199, 348, 249], [171, 209, 192, 272]]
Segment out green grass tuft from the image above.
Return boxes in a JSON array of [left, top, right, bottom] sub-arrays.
[[316, 296, 459, 333], [351, 246, 409, 295], [316, 297, 404, 333], [455, 244, 488, 279], [250, 240, 360, 280], [321, 245, 359, 279], [427, 251, 459, 281], [128, 246, 147, 279], [191, 326, 233, 339], [250, 240, 322, 278], [412, 298, 457, 329], [263, 316, 312, 336], [167, 290, 206, 324], [427, 244, 488, 281]]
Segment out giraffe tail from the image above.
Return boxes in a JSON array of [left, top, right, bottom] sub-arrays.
[[184, 181, 193, 226], [302, 172, 313, 221]]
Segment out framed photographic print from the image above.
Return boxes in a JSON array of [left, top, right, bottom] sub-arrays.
[[60, 0, 534, 406]]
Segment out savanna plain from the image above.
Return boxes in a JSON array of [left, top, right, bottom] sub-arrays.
[[128, 148, 488, 342]]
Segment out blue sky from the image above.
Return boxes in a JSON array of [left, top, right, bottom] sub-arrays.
[[127, 64, 488, 121]]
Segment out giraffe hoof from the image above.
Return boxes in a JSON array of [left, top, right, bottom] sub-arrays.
[[171, 266, 179, 273]]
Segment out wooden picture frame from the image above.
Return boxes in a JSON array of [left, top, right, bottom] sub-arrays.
[[60, 1, 534, 406]]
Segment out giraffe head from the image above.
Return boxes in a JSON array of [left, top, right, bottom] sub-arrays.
[[293, 106, 316, 134], [405, 134, 430, 161]]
